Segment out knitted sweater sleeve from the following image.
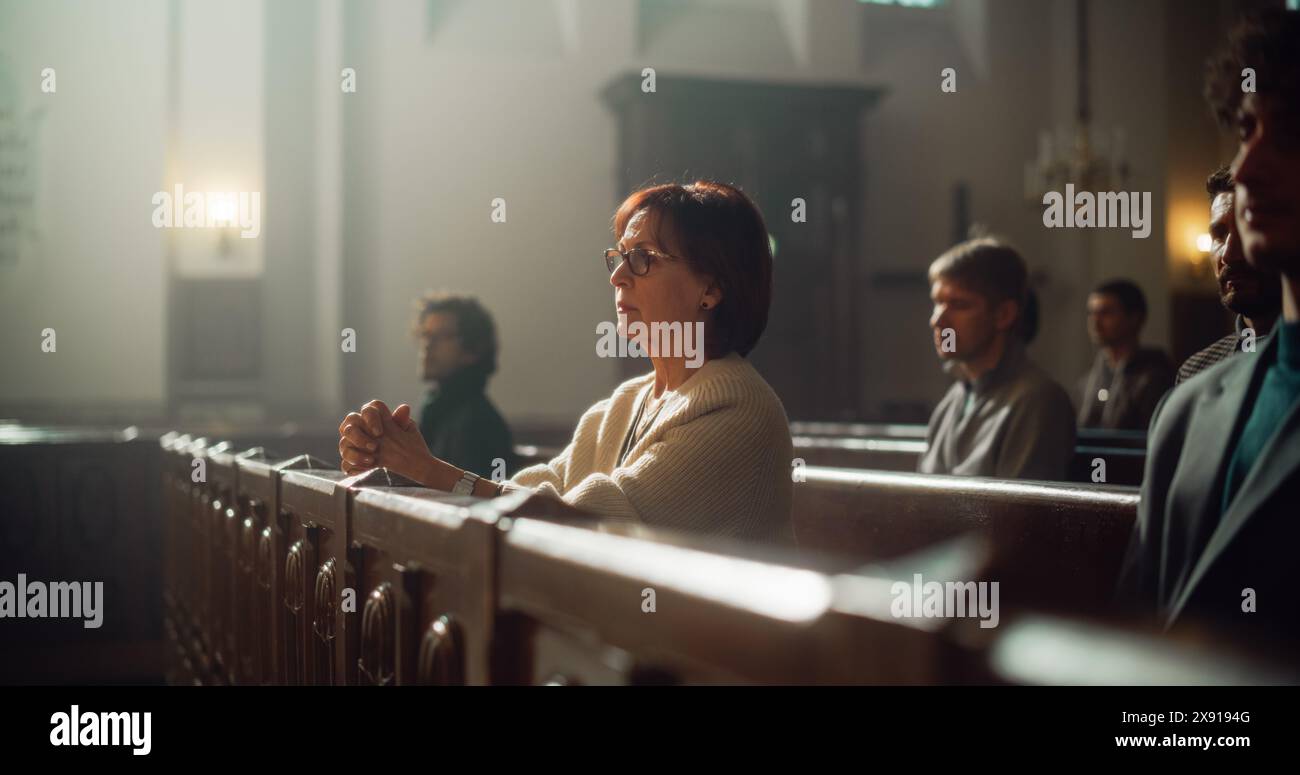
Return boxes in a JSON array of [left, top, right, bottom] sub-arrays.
[[507, 396, 611, 491]]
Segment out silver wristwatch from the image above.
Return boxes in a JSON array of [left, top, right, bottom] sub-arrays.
[[452, 470, 481, 496]]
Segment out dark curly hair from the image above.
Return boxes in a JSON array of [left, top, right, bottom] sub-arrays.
[[411, 291, 500, 376], [1206, 165, 1233, 202], [1205, 9, 1300, 128]]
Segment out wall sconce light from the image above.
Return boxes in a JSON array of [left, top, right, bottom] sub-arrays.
[[1187, 232, 1214, 281], [210, 195, 238, 258]]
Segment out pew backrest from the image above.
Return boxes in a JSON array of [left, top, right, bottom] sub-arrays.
[[148, 429, 1296, 686], [351, 488, 500, 685], [277, 461, 349, 685], [792, 467, 1140, 613], [495, 517, 969, 684], [789, 435, 1147, 486], [789, 421, 1148, 452]]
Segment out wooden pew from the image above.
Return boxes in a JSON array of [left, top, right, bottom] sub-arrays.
[[509, 443, 1140, 616], [232, 449, 291, 685], [790, 421, 1149, 451], [160, 432, 196, 686], [493, 517, 981, 684], [168, 433, 239, 686], [180, 435, 216, 684], [216, 445, 282, 686], [349, 486, 501, 685], [790, 421, 928, 440], [789, 435, 1146, 486], [275, 463, 446, 686], [520, 434, 1146, 486], [155, 432, 1293, 686], [13, 425, 1292, 687], [1068, 444, 1146, 485], [517, 436, 925, 474], [791, 436, 926, 473], [276, 460, 351, 685], [0, 425, 164, 685], [492, 511, 1294, 685], [1078, 428, 1148, 450], [786, 421, 1148, 485], [201, 441, 242, 685], [171, 447, 335, 687], [192, 438, 278, 686], [143, 424, 342, 466], [239, 451, 341, 686], [269, 467, 970, 685], [223, 446, 263, 686], [173, 454, 972, 686], [986, 613, 1300, 685], [791, 467, 1139, 614]]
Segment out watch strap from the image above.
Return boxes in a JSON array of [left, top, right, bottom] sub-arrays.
[[452, 470, 480, 496]]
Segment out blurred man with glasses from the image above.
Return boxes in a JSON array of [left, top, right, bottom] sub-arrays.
[[404, 292, 516, 481]]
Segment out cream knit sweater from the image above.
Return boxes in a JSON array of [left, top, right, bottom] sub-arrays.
[[507, 353, 794, 543]]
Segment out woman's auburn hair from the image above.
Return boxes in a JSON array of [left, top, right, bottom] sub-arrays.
[[612, 180, 773, 358]]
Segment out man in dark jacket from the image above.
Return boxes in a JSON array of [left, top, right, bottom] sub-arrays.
[[1118, 10, 1300, 646], [1077, 279, 1175, 431], [412, 292, 515, 480]]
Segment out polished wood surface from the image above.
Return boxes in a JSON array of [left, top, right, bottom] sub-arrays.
[[519, 416, 1148, 484], [4, 425, 1290, 685], [792, 468, 1139, 614], [148, 430, 1291, 684]]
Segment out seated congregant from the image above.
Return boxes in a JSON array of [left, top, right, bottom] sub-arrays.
[[918, 238, 1076, 481], [410, 291, 516, 480], [337, 180, 795, 543], [1076, 280, 1175, 430], [1119, 9, 1300, 643], [1176, 166, 1281, 384]]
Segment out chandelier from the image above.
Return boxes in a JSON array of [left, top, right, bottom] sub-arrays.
[[1024, 0, 1130, 203]]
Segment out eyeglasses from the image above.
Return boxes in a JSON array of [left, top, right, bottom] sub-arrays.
[[604, 247, 678, 277]]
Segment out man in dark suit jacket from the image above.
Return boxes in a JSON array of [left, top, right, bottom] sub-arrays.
[[1119, 10, 1300, 645], [1120, 337, 1300, 643]]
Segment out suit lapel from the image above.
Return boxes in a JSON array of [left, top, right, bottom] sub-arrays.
[[1170, 352, 1258, 541], [1166, 338, 1292, 625]]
